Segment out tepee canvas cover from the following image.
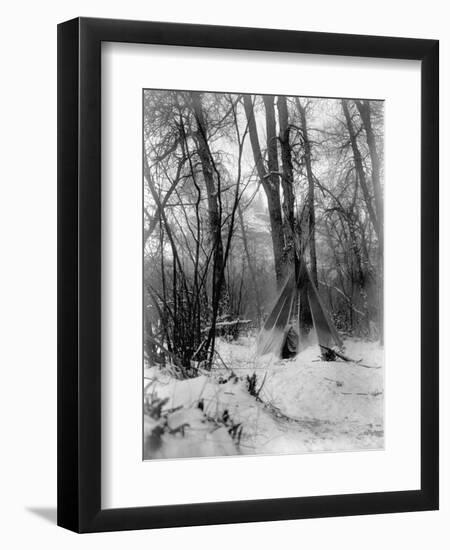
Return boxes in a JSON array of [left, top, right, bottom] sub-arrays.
[[256, 265, 342, 359]]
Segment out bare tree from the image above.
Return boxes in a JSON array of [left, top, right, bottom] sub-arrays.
[[243, 95, 286, 286], [296, 98, 319, 287]]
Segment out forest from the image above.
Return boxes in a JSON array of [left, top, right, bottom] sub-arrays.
[[143, 90, 384, 460]]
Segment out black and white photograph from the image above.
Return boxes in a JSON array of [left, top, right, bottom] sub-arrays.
[[143, 90, 384, 460]]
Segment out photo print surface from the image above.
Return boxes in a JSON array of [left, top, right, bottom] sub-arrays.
[[143, 90, 384, 460]]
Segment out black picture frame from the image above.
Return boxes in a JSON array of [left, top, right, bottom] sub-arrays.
[[57, 16, 439, 533]]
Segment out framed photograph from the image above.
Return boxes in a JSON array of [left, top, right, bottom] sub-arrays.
[[57, 17, 439, 533]]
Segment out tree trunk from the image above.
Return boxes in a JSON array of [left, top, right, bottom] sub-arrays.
[[355, 101, 383, 232], [243, 95, 285, 287], [277, 96, 296, 263], [190, 91, 225, 302], [278, 96, 313, 333], [341, 100, 380, 239], [355, 100, 384, 342], [297, 99, 319, 288]]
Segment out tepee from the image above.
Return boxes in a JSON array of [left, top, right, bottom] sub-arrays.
[[256, 261, 342, 359]]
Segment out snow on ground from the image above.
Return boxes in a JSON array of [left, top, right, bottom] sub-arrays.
[[143, 337, 384, 460]]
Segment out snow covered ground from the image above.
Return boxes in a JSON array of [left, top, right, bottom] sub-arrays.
[[143, 337, 384, 460]]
